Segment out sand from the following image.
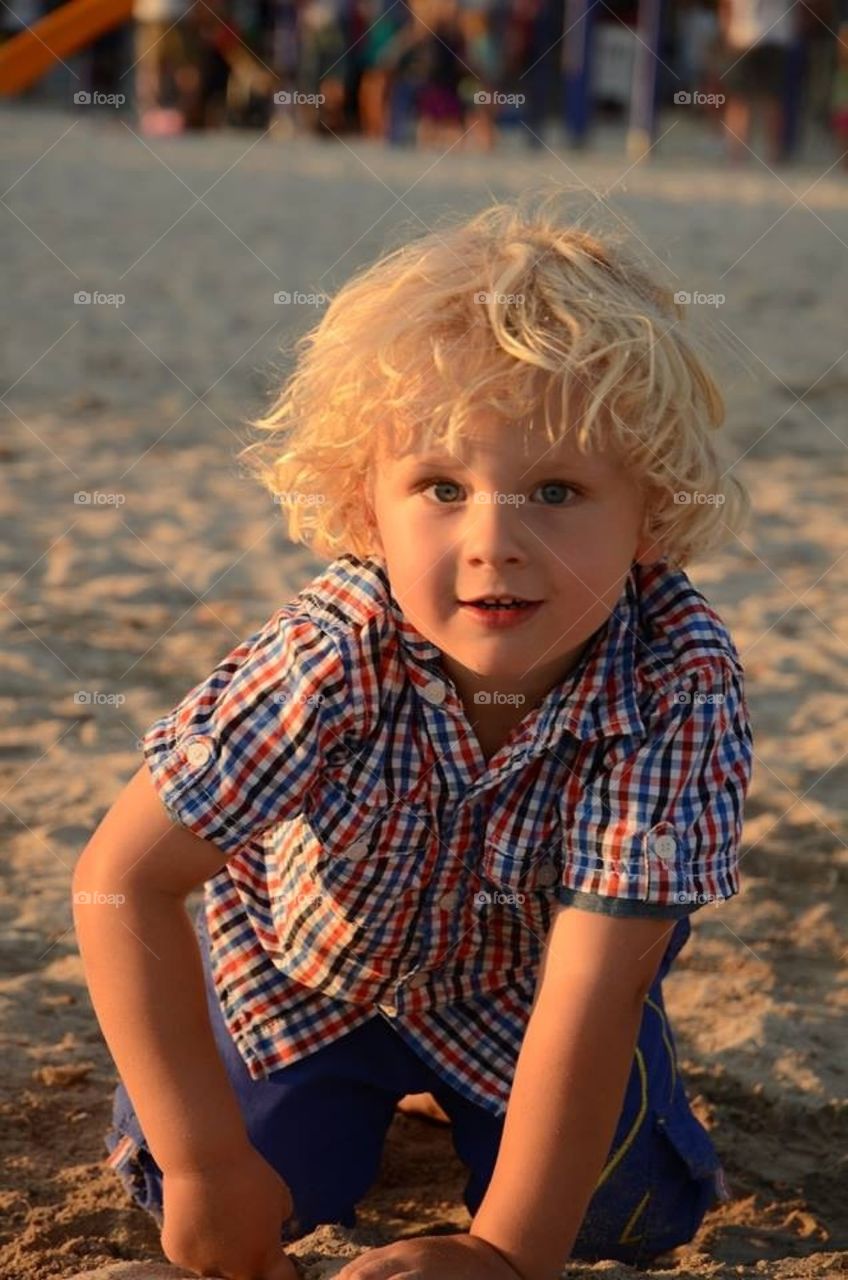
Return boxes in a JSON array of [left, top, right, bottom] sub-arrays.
[[0, 107, 846, 1280]]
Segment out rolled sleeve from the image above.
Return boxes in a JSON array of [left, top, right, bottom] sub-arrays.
[[557, 662, 754, 918], [141, 611, 350, 856]]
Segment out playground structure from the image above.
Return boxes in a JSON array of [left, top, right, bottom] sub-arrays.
[[0, 0, 275, 104], [0, 0, 132, 96]]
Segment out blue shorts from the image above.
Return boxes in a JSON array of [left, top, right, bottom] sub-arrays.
[[104, 907, 729, 1266]]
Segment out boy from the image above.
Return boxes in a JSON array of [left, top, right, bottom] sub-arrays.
[[73, 194, 753, 1280]]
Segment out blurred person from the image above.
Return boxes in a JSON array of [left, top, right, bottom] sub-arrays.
[[179, 0, 231, 128], [513, 0, 558, 147], [132, 0, 198, 135], [415, 0, 467, 146], [457, 3, 503, 151], [380, 0, 467, 147], [676, 0, 720, 94], [296, 0, 350, 134], [186, 0, 276, 130], [357, 1, 405, 139], [717, 0, 799, 163], [267, 0, 301, 137]]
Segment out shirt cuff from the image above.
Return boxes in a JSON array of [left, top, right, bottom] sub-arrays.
[[554, 886, 700, 919]]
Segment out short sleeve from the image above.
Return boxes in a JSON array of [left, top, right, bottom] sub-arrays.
[[141, 611, 351, 856], [556, 662, 753, 919]]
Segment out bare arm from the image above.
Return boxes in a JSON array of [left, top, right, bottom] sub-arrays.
[[72, 762, 252, 1175], [469, 905, 676, 1280]]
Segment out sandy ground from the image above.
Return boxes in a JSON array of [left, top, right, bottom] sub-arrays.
[[0, 107, 846, 1280]]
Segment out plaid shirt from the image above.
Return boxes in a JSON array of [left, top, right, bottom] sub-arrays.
[[142, 553, 753, 1114]]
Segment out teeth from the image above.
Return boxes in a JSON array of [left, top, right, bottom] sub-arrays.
[[474, 598, 528, 608]]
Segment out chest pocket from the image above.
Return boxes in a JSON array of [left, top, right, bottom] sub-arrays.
[[302, 783, 435, 963], [480, 829, 562, 941]]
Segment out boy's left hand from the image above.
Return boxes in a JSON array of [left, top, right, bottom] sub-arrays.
[[334, 1231, 525, 1279]]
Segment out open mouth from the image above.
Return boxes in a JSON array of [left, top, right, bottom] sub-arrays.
[[459, 597, 541, 611]]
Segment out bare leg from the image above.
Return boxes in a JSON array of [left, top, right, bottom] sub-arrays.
[[763, 95, 786, 165], [465, 107, 495, 151], [395, 1091, 451, 1124], [723, 95, 751, 162]]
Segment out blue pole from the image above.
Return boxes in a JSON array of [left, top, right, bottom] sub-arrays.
[[562, 0, 600, 146], [781, 32, 806, 158]]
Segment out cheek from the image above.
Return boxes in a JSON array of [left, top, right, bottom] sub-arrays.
[[551, 538, 633, 611]]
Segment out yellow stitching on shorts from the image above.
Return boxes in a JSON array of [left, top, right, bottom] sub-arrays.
[[619, 1188, 652, 1244]]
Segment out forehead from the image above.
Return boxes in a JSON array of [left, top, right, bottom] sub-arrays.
[[381, 423, 622, 477]]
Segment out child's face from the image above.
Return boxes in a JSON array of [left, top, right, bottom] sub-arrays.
[[367, 410, 661, 706]]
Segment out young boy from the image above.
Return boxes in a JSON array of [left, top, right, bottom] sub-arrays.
[[73, 195, 753, 1280]]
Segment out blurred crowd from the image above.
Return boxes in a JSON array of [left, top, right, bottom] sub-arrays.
[[4, 0, 848, 164]]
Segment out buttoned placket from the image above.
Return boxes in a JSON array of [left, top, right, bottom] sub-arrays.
[[372, 672, 539, 1024]]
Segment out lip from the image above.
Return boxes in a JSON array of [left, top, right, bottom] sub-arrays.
[[459, 596, 542, 606], [459, 600, 543, 629]]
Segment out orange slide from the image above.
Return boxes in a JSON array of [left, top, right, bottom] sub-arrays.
[[0, 0, 133, 96]]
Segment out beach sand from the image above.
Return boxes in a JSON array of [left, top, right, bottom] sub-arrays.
[[0, 108, 845, 1280]]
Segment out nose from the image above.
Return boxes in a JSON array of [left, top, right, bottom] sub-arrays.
[[462, 492, 529, 568]]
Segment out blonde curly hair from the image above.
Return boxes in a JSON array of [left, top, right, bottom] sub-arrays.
[[238, 189, 748, 568]]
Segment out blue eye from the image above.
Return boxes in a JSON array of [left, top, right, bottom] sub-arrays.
[[420, 480, 463, 503], [533, 481, 575, 505]]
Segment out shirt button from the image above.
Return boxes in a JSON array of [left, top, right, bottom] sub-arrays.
[[438, 890, 460, 910], [652, 833, 677, 861], [184, 736, 213, 767], [406, 972, 428, 989], [377, 1002, 398, 1018], [537, 864, 558, 887], [421, 678, 446, 705], [344, 841, 369, 860]]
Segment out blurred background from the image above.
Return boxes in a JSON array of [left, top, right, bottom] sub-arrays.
[[1, 0, 848, 164]]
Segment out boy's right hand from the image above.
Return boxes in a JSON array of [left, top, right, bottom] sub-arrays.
[[161, 1144, 301, 1279]]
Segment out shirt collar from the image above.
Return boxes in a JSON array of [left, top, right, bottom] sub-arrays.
[[384, 564, 646, 752]]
